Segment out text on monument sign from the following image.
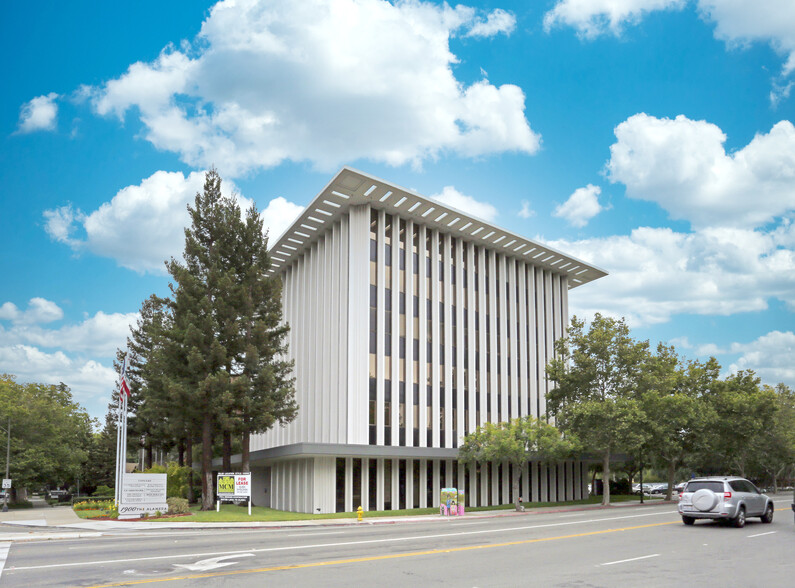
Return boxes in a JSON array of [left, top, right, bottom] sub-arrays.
[[119, 473, 168, 516]]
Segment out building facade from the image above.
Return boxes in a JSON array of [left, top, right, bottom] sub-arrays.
[[243, 168, 606, 513]]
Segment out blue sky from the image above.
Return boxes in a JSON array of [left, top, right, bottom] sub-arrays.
[[2, 0, 793, 423]]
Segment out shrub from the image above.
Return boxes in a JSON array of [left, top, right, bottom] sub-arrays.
[[73, 500, 114, 511], [167, 497, 190, 515], [93, 485, 113, 497], [145, 462, 194, 498]]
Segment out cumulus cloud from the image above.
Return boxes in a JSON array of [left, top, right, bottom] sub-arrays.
[[0, 345, 118, 407], [44, 170, 298, 274], [698, 0, 795, 77], [261, 196, 305, 242], [0, 307, 140, 413], [16, 92, 60, 133], [83, 0, 539, 177], [606, 114, 795, 229], [544, 0, 685, 38], [0, 298, 63, 325], [544, 1, 795, 85], [0, 304, 136, 357], [466, 8, 516, 38], [727, 330, 795, 387], [551, 222, 795, 326], [430, 186, 498, 222], [553, 184, 604, 227]]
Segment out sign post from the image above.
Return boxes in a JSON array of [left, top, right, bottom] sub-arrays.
[[216, 472, 252, 515]]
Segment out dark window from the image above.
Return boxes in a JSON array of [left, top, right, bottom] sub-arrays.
[[335, 458, 346, 513], [686, 481, 724, 493]]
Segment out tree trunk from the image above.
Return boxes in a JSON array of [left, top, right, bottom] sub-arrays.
[[222, 430, 232, 471], [201, 414, 214, 510], [665, 461, 676, 501], [186, 437, 195, 504], [178, 440, 185, 467], [145, 443, 153, 471], [512, 463, 522, 511], [602, 450, 611, 506], [242, 430, 250, 473]]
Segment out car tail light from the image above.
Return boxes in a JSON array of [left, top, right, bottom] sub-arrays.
[[724, 491, 732, 500]]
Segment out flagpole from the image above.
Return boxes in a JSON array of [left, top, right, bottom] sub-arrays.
[[115, 352, 130, 507], [115, 395, 122, 504]]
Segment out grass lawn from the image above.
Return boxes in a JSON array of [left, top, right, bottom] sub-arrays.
[[78, 494, 645, 523]]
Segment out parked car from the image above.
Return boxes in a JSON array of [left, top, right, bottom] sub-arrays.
[[678, 477, 773, 528], [650, 483, 669, 495]]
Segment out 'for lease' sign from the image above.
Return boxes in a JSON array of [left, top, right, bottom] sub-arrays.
[[217, 472, 251, 501]]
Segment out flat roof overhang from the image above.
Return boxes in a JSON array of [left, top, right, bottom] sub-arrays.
[[267, 167, 608, 289], [211, 443, 620, 468]]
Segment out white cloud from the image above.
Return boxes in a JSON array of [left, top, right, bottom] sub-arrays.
[[0, 345, 118, 408], [551, 222, 795, 327], [544, 0, 685, 38], [698, 0, 795, 76], [727, 330, 795, 387], [0, 306, 136, 357], [430, 186, 498, 222], [518, 200, 535, 219], [84, 0, 539, 177], [606, 114, 795, 229], [544, 1, 795, 83], [16, 92, 60, 133], [0, 298, 63, 325], [0, 307, 140, 417], [44, 169, 303, 273], [553, 184, 604, 227], [261, 196, 304, 242], [466, 8, 516, 38]]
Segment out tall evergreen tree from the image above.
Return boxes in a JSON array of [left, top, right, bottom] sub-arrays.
[[162, 169, 296, 509]]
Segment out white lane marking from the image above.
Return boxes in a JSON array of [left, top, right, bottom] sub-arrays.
[[10, 510, 677, 572], [173, 553, 254, 572], [601, 554, 659, 566], [0, 542, 9, 580], [747, 531, 777, 538], [287, 531, 345, 537]]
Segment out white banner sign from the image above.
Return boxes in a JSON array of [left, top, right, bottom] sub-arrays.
[[119, 473, 168, 517]]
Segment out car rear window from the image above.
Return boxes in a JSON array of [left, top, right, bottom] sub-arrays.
[[685, 481, 723, 492]]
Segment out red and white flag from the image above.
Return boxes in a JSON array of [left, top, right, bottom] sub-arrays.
[[119, 353, 131, 400]]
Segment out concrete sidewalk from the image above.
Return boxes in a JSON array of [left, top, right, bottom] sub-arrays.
[[0, 497, 677, 542]]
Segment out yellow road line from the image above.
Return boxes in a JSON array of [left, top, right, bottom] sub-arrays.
[[86, 520, 678, 587]]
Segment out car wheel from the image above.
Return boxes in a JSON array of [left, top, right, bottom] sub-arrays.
[[761, 503, 774, 524], [682, 515, 695, 525], [733, 506, 746, 528]]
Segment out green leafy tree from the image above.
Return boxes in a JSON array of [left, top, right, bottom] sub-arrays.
[[458, 416, 578, 510], [546, 314, 649, 505], [639, 346, 711, 500], [80, 410, 119, 495], [752, 383, 795, 490], [0, 375, 94, 501], [703, 370, 776, 478]]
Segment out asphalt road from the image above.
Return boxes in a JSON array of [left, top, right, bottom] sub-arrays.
[[3, 498, 793, 587]]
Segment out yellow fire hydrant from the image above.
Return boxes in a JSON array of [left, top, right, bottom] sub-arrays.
[[357, 505, 363, 522]]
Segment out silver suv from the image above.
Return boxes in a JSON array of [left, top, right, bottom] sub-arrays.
[[678, 477, 773, 528]]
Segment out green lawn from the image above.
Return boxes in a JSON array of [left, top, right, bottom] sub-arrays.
[[75, 494, 645, 522]]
